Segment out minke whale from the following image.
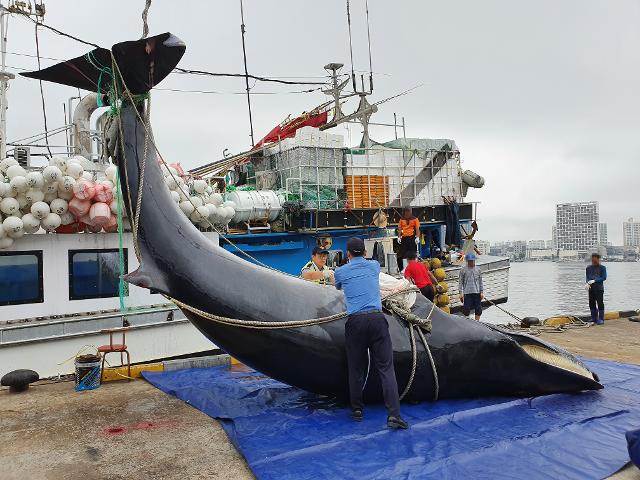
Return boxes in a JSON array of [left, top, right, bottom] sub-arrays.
[[24, 33, 602, 401]]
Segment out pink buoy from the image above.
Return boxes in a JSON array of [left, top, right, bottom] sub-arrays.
[[87, 224, 103, 233], [89, 202, 111, 227], [73, 180, 96, 200], [94, 184, 114, 203], [170, 163, 185, 175], [79, 213, 94, 226], [103, 214, 118, 232], [68, 197, 91, 218]]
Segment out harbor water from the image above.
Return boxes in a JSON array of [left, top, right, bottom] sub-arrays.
[[482, 261, 640, 325]]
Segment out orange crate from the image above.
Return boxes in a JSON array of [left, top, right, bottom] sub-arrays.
[[344, 175, 389, 208]]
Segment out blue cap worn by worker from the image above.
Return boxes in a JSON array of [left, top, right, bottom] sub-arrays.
[[465, 252, 477, 261]]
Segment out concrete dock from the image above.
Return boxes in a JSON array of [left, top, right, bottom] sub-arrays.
[[1, 317, 639, 479]]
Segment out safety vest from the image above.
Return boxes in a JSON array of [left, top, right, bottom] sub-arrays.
[[399, 217, 420, 238], [300, 260, 331, 285]]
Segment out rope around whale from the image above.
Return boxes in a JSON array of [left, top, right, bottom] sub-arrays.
[[106, 55, 439, 401]]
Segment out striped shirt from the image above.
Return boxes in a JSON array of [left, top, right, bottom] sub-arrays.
[[459, 265, 483, 295]]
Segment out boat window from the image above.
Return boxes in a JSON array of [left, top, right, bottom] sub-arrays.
[[69, 249, 128, 300], [0, 251, 44, 306]]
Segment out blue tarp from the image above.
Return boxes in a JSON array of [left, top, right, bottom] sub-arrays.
[[143, 358, 640, 480]]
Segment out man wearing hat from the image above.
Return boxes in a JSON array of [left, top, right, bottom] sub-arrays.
[[301, 246, 334, 285], [334, 237, 408, 429], [585, 252, 607, 325], [458, 252, 484, 321]]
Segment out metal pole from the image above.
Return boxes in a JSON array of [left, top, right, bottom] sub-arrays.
[[239, 0, 255, 147], [0, 6, 10, 160], [393, 113, 398, 139]]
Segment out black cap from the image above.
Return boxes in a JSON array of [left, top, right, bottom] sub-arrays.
[[346, 237, 365, 254], [312, 246, 329, 255]]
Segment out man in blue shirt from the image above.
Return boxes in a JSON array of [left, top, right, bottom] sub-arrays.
[[334, 237, 408, 429], [585, 253, 607, 325]]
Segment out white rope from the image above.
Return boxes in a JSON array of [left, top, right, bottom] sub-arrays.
[[141, 0, 152, 39]]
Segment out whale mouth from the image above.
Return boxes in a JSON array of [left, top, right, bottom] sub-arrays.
[[520, 343, 597, 381]]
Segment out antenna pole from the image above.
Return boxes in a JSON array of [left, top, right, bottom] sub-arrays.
[[365, 0, 373, 93], [239, 0, 255, 147], [345, 0, 356, 92]]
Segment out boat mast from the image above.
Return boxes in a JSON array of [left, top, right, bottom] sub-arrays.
[[0, 1, 45, 160], [0, 4, 14, 160], [239, 0, 254, 147]]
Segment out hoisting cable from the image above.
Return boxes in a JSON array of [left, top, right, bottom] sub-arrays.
[[34, 20, 52, 157]]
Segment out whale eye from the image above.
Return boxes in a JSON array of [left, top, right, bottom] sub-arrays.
[[521, 344, 595, 380]]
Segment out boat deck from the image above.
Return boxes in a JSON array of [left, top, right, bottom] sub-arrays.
[[1, 318, 639, 480]]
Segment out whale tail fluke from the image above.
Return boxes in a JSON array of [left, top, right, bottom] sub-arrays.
[[20, 32, 185, 95]]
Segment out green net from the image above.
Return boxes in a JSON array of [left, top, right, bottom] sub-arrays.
[[115, 169, 127, 312]]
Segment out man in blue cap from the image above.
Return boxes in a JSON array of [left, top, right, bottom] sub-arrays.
[[334, 237, 408, 429], [458, 252, 484, 321]]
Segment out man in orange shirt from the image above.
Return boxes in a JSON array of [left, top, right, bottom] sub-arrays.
[[397, 208, 420, 269]]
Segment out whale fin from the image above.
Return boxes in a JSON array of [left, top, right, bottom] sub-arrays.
[[125, 263, 171, 296], [20, 32, 185, 94]]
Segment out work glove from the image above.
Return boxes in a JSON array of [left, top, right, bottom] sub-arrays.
[[587, 280, 595, 285], [415, 237, 420, 245], [397, 237, 402, 244], [584, 283, 591, 291]]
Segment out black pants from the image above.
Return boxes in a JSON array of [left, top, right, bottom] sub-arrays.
[[344, 312, 401, 417], [419, 285, 435, 302], [588, 288, 604, 320], [397, 235, 416, 270]]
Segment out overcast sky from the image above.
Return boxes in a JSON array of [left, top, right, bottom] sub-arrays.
[[5, 0, 640, 244]]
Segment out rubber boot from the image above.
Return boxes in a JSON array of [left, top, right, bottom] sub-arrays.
[[589, 308, 598, 323], [596, 309, 605, 325]]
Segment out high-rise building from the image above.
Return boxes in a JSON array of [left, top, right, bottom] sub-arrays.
[[527, 240, 546, 250], [551, 225, 557, 249], [623, 218, 640, 247], [555, 201, 599, 252], [598, 223, 608, 246], [475, 240, 490, 255], [513, 240, 527, 259]]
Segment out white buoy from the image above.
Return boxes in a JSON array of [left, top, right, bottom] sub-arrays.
[[58, 190, 74, 200], [0, 197, 19, 215], [0, 223, 5, 239], [50, 198, 69, 215], [16, 194, 30, 210], [222, 200, 237, 210], [30, 201, 50, 220], [49, 156, 68, 171], [164, 175, 178, 190], [193, 179, 207, 194], [81, 171, 94, 181], [58, 176, 76, 193], [210, 192, 223, 206], [206, 204, 219, 222], [26, 171, 45, 189], [169, 190, 180, 203], [105, 164, 117, 182], [179, 201, 195, 216], [65, 161, 84, 179], [60, 211, 75, 225], [0, 182, 12, 198], [196, 205, 209, 221], [42, 212, 62, 231], [189, 196, 204, 208], [6, 164, 27, 179], [0, 158, 18, 174], [3, 216, 24, 238], [43, 182, 58, 194], [25, 188, 45, 204], [44, 192, 57, 203], [43, 165, 63, 183], [9, 175, 28, 194], [22, 213, 41, 234]]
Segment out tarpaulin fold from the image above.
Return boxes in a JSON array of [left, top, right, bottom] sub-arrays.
[[143, 358, 640, 480]]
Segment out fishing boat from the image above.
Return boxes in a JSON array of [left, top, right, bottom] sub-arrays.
[[0, 5, 508, 380]]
